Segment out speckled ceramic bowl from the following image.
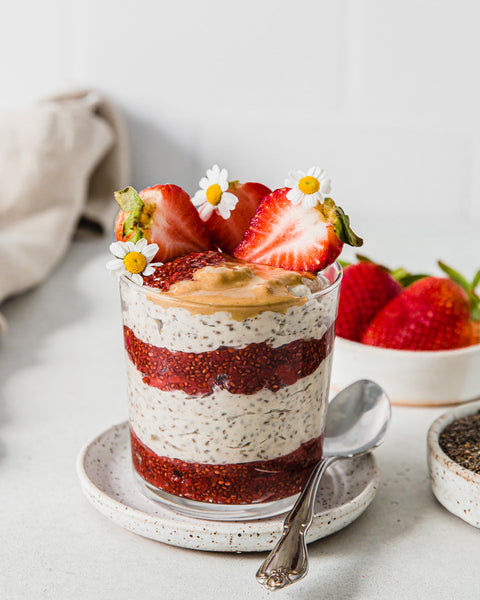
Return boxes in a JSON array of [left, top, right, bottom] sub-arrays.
[[427, 400, 480, 528], [331, 337, 480, 406]]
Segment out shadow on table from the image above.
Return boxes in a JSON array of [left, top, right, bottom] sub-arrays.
[[220, 449, 431, 599], [0, 237, 101, 436]]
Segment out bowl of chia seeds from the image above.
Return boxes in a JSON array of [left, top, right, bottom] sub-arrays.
[[427, 400, 480, 528]]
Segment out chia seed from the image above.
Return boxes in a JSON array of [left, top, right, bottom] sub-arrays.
[[439, 411, 480, 474]]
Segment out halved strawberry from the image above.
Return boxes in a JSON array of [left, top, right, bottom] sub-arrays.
[[233, 188, 362, 272], [203, 181, 271, 253], [114, 185, 214, 263]]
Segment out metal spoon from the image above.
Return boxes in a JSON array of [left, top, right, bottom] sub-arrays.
[[256, 379, 391, 591]]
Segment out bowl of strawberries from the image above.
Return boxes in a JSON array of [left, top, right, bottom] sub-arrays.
[[331, 257, 480, 406]]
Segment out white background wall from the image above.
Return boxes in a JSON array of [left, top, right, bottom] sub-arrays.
[[1, 0, 480, 227]]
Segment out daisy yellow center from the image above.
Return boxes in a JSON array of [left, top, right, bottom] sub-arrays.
[[298, 176, 320, 195], [206, 183, 223, 206], [124, 251, 147, 274]]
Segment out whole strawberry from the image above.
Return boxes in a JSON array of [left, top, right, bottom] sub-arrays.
[[336, 261, 403, 342], [471, 321, 480, 345], [362, 275, 474, 351]]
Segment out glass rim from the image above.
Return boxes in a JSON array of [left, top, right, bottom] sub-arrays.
[[119, 260, 343, 310]]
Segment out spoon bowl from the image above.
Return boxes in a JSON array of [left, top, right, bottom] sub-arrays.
[[324, 380, 391, 458], [256, 379, 391, 591]]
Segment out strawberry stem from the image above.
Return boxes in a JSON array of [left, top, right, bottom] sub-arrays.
[[473, 269, 480, 290], [114, 186, 145, 243], [438, 261, 471, 292], [392, 271, 428, 287], [114, 186, 144, 212], [355, 254, 374, 264], [354, 253, 427, 287], [322, 198, 363, 247]]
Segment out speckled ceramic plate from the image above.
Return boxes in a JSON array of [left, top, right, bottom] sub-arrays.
[[77, 422, 380, 553]]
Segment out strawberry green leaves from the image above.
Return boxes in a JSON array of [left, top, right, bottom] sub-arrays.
[[342, 254, 428, 288], [114, 186, 144, 212], [114, 186, 145, 244], [438, 261, 480, 322], [321, 199, 363, 248]]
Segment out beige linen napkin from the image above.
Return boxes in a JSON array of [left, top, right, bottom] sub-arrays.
[[0, 90, 130, 332]]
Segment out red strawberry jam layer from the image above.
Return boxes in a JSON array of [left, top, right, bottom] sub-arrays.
[[142, 250, 227, 291], [130, 426, 324, 504], [124, 325, 334, 396]]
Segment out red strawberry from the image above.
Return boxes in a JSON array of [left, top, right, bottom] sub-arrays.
[[362, 277, 473, 350], [114, 185, 213, 263], [233, 188, 362, 272], [337, 262, 403, 342], [471, 321, 480, 345], [203, 181, 271, 253]]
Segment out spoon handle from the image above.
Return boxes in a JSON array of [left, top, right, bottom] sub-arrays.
[[256, 456, 337, 591]]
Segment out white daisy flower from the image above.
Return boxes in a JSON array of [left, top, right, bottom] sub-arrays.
[[106, 238, 161, 286], [191, 164, 239, 221], [285, 167, 332, 209]]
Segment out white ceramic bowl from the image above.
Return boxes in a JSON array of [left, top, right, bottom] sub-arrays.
[[331, 337, 480, 406], [427, 400, 480, 528]]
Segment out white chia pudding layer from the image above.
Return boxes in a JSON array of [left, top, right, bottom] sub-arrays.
[[120, 277, 337, 353], [127, 352, 333, 465], [120, 258, 340, 468]]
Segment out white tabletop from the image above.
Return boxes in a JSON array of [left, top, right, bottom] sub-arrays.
[[1, 221, 479, 600]]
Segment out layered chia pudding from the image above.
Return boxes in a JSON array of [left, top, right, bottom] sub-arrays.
[[120, 250, 341, 519], [107, 164, 362, 519]]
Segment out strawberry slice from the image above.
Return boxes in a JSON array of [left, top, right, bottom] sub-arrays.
[[203, 181, 271, 253], [233, 188, 362, 272], [114, 185, 214, 263]]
